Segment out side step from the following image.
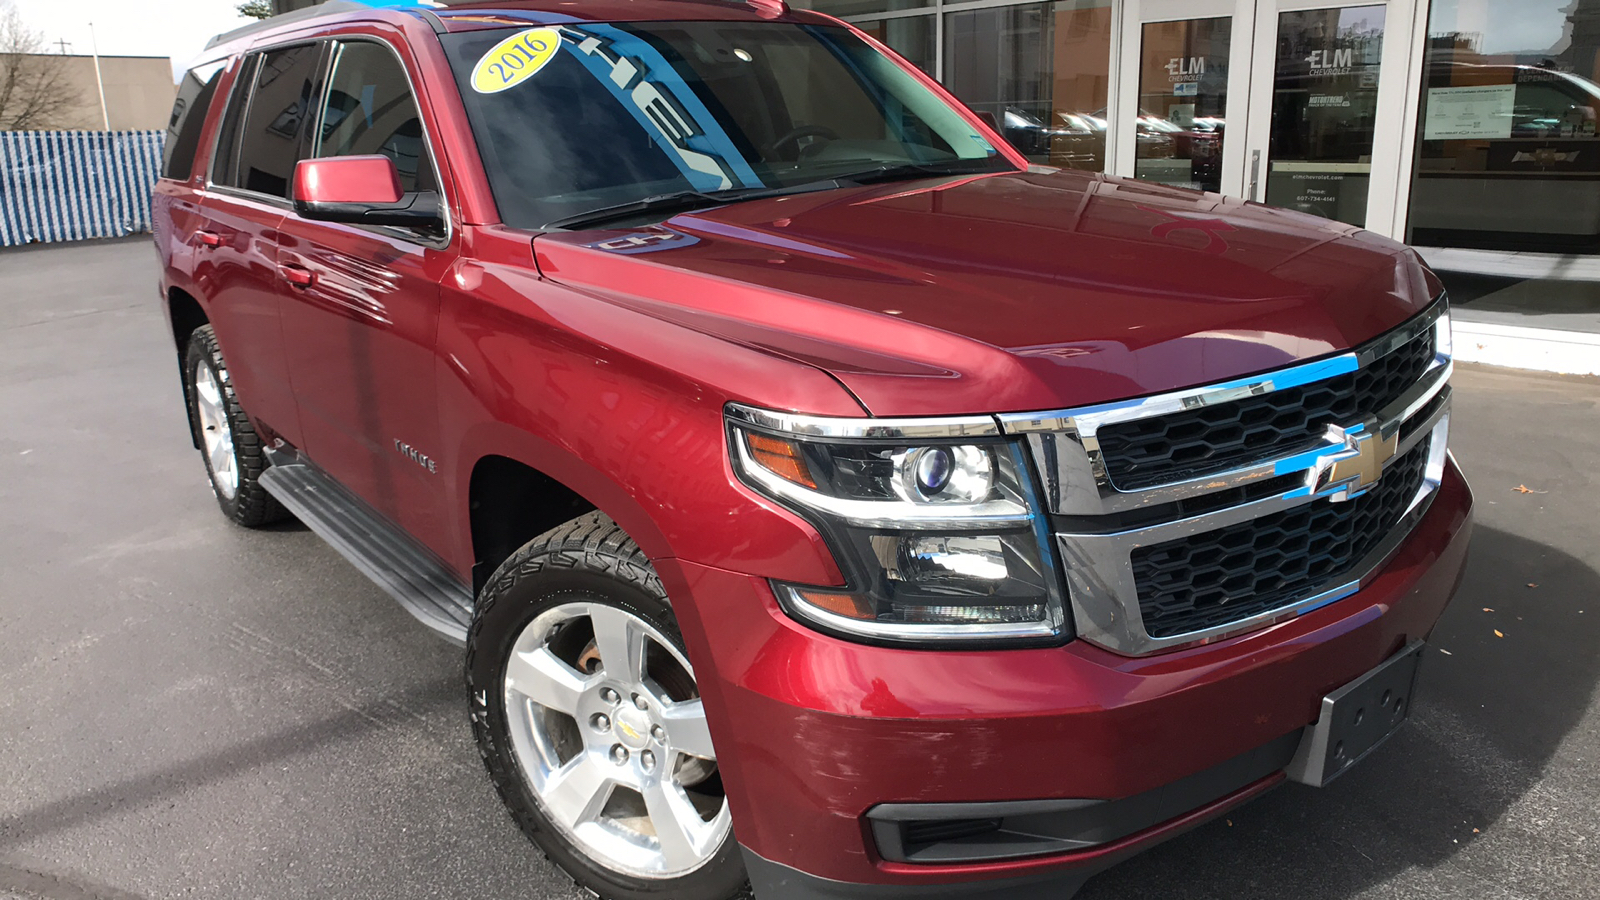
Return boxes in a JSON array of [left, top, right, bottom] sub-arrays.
[[260, 451, 474, 645]]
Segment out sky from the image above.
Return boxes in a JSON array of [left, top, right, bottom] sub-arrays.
[[7, 0, 257, 80]]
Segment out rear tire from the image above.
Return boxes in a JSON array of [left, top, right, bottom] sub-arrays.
[[184, 325, 285, 527], [466, 512, 748, 900]]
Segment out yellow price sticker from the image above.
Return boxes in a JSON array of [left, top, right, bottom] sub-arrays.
[[470, 28, 562, 94]]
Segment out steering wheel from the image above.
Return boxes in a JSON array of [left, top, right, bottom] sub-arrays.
[[770, 125, 841, 160]]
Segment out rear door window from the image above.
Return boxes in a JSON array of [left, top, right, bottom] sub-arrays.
[[217, 44, 325, 198], [313, 40, 435, 193]]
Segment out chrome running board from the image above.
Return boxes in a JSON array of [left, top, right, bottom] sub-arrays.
[[260, 448, 472, 645]]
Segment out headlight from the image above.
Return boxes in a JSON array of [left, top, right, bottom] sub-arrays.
[[727, 404, 1068, 646]]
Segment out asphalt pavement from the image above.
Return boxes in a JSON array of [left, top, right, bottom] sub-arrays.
[[2, 238, 1598, 900]]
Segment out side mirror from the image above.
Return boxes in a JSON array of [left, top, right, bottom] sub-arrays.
[[292, 155, 443, 232]]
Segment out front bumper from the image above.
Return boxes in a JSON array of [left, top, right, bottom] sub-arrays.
[[660, 458, 1472, 897]]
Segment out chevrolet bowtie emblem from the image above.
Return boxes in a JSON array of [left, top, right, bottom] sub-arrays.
[[1311, 417, 1397, 502]]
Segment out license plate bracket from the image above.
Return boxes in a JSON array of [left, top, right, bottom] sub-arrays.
[[1286, 639, 1425, 787]]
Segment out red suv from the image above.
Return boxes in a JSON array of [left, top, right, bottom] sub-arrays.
[[151, 2, 1472, 898]]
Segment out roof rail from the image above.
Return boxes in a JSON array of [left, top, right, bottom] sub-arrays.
[[204, 0, 374, 50], [746, 0, 788, 17]]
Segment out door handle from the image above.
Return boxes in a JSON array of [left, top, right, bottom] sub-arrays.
[[278, 263, 316, 288], [195, 230, 221, 248]]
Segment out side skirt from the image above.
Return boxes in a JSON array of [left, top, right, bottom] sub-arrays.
[[260, 446, 473, 644]]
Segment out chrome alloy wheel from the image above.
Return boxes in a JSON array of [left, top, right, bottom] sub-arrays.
[[503, 602, 731, 878], [193, 362, 239, 500]]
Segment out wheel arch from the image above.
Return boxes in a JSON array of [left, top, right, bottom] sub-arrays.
[[458, 424, 676, 596], [168, 287, 210, 450]]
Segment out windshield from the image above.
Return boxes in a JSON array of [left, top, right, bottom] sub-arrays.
[[440, 21, 1010, 229]]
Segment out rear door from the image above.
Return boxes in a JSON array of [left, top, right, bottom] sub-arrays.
[[274, 35, 455, 555], [196, 44, 328, 448]]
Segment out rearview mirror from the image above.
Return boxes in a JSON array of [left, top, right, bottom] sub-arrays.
[[292, 155, 443, 233]]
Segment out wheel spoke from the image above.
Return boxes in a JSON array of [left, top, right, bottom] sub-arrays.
[[589, 605, 647, 686], [194, 372, 223, 410], [505, 647, 595, 715], [208, 436, 233, 476], [659, 699, 716, 761], [643, 779, 713, 871], [541, 756, 614, 831]]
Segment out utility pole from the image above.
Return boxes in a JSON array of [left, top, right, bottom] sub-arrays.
[[88, 22, 109, 130], [54, 38, 71, 54]]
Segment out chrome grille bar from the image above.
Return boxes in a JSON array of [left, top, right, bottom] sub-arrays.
[[998, 300, 1453, 656]]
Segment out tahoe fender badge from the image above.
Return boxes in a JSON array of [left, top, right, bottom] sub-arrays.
[[394, 439, 437, 474]]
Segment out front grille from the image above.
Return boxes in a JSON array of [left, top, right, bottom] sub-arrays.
[[1130, 438, 1432, 639], [1097, 327, 1436, 491]]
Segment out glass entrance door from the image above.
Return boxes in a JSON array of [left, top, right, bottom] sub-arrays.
[[1116, 0, 1254, 196], [1241, 0, 1417, 231]]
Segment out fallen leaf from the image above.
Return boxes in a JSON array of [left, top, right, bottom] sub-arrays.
[[1473, 828, 1481, 834], [1512, 484, 1548, 494], [1528, 583, 1539, 588], [1494, 629, 1504, 638], [1483, 607, 1495, 612], [1226, 819, 1233, 827]]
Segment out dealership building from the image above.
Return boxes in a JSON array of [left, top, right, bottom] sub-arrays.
[[266, 0, 1600, 372], [791, 0, 1600, 373]]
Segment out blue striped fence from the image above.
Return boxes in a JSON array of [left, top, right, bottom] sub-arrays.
[[0, 130, 165, 248]]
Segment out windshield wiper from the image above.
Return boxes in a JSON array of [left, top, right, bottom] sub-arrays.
[[829, 160, 1007, 185], [545, 190, 746, 231], [545, 179, 854, 231], [544, 161, 1002, 231]]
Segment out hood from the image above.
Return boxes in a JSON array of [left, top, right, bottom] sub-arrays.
[[531, 169, 1440, 417]]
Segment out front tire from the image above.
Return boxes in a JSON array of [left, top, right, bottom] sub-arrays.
[[466, 512, 746, 900], [184, 325, 285, 527]]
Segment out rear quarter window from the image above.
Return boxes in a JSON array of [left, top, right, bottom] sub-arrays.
[[162, 60, 226, 181]]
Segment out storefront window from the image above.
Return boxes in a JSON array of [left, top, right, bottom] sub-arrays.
[[1410, 0, 1600, 253], [1135, 17, 1230, 192], [857, 16, 936, 76], [1264, 7, 1386, 226], [942, 0, 1113, 169]]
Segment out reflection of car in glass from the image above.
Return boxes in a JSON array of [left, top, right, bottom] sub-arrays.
[[998, 106, 1070, 158], [1039, 110, 1224, 179], [1414, 62, 1600, 249], [1139, 113, 1224, 177]]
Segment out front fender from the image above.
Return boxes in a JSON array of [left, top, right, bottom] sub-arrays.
[[437, 229, 856, 586]]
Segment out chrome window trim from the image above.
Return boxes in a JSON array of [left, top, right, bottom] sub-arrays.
[[726, 403, 1001, 441]]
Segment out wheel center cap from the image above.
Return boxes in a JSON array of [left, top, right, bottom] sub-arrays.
[[614, 707, 651, 750]]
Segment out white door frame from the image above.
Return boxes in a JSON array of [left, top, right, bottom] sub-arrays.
[[1114, 0, 1258, 197], [1239, 0, 1421, 237]]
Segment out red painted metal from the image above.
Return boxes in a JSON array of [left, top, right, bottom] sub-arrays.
[[663, 462, 1472, 885], [151, 3, 1476, 894], [292, 155, 403, 205]]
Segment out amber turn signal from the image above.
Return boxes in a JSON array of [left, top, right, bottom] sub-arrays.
[[746, 433, 817, 489], [793, 589, 876, 621]]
